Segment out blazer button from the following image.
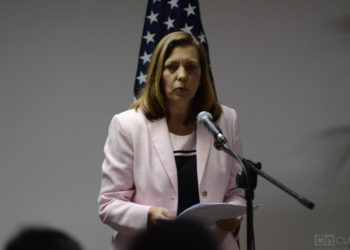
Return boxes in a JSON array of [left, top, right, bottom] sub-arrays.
[[202, 191, 208, 197]]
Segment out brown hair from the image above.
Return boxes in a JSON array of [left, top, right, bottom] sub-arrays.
[[131, 31, 222, 122]]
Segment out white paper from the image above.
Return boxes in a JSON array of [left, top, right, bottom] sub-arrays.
[[177, 203, 260, 226]]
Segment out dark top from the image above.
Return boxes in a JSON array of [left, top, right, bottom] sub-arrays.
[[169, 132, 200, 215]]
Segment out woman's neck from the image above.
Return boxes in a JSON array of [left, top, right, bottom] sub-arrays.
[[167, 104, 195, 135]]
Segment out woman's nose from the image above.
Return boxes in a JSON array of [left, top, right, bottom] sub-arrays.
[[177, 66, 188, 81]]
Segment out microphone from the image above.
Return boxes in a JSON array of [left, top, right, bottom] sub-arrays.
[[197, 111, 228, 144]]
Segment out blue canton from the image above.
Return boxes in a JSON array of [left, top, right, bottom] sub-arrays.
[[134, 0, 211, 97]]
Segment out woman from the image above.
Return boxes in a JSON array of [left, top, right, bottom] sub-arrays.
[[98, 31, 244, 250]]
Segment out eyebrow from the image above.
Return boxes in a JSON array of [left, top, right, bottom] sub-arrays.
[[165, 58, 199, 64]]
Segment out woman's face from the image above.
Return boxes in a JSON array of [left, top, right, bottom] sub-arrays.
[[162, 45, 201, 107]]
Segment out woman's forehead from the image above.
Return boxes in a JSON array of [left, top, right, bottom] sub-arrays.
[[165, 45, 199, 61]]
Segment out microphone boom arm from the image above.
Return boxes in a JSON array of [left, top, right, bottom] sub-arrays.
[[214, 140, 315, 250], [214, 141, 315, 209]]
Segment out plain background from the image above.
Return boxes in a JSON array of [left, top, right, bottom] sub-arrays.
[[1, 1, 349, 250]]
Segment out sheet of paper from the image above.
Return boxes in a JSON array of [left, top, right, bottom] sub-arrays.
[[177, 203, 260, 226]]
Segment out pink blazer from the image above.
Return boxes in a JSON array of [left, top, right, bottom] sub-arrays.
[[98, 105, 245, 250]]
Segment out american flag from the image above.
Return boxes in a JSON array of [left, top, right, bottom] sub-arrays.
[[134, 0, 212, 97]]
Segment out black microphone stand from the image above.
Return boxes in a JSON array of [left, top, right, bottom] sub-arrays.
[[214, 140, 315, 250]]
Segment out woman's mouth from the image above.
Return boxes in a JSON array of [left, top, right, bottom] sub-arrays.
[[174, 87, 187, 94], [175, 86, 187, 91]]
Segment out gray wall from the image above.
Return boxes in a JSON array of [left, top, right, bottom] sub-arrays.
[[1, 1, 349, 250]]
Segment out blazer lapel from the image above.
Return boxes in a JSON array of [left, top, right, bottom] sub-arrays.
[[147, 118, 178, 194], [196, 123, 213, 186]]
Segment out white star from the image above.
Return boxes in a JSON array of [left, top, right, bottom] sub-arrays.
[[137, 71, 147, 84], [168, 0, 179, 10], [180, 23, 193, 34], [198, 32, 206, 43], [184, 3, 196, 17], [146, 11, 159, 24], [140, 51, 152, 65], [164, 17, 175, 30], [143, 31, 155, 44]]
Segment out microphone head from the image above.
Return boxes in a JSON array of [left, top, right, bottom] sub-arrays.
[[197, 111, 213, 124]]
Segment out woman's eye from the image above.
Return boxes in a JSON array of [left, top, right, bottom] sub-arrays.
[[165, 64, 178, 72], [186, 64, 199, 74]]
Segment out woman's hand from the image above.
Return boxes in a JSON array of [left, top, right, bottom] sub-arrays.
[[148, 206, 174, 227], [216, 216, 242, 232]]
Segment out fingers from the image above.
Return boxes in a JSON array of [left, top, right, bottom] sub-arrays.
[[216, 217, 242, 232], [160, 209, 172, 218], [148, 207, 174, 227]]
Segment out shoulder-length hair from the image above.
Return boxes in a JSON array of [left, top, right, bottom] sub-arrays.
[[131, 31, 222, 123]]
